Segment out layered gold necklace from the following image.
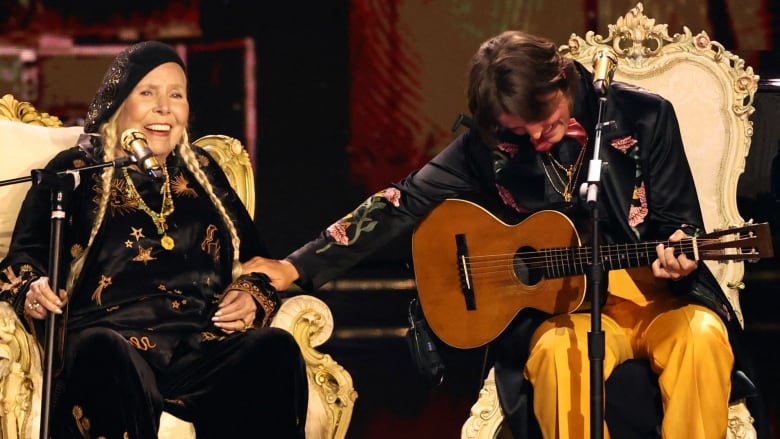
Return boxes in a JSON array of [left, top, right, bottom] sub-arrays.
[[122, 165, 176, 250], [541, 145, 587, 203]]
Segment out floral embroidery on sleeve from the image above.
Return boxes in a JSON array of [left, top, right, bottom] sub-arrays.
[[316, 187, 402, 254]]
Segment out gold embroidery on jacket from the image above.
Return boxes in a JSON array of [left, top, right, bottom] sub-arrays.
[[132, 246, 156, 265], [129, 227, 145, 241], [201, 331, 227, 341], [0, 266, 29, 296], [72, 405, 90, 438], [171, 174, 197, 197], [71, 243, 84, 258], [1, 264, 35, 297], [106, 176, 138, 216], [90, 275, 112, 306], [200, 224, 221, 260], [128, 336, 157, 350]]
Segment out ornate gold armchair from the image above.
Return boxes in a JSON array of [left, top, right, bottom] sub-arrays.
[[0, 94, 357, 439], [461, 3, 760, 438]]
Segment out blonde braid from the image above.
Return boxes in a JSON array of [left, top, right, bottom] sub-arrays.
[[65, 117, 119, 293], [177, 132, 243, 280]]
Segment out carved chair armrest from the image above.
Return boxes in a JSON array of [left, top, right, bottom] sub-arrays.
[[0, 301, 43, 439], [271, 294, 357, 439]]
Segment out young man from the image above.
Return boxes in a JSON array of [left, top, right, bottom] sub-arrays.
[[247, 30, 760, 438]]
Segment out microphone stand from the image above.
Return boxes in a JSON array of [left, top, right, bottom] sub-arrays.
[[0, 157, 132, 439], [580, 91, 614, 439]]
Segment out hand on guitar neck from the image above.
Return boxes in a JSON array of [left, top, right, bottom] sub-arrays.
[[651, 229, 698, 281]]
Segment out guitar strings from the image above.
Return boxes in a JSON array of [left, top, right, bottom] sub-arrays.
[[459, 237, 748, 275]]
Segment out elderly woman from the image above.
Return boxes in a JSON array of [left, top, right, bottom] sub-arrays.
[[0, 41, 307, 438]]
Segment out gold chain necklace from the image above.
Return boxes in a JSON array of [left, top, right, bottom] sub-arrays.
[[541, 145, 587, 202], [123, 165, 176, 250]]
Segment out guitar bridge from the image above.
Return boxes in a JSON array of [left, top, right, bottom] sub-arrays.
[[456, 233, 477, 310]]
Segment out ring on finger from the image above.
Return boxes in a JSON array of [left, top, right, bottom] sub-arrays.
[[27, 301, 41, 310]]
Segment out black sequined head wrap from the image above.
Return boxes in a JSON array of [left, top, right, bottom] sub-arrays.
[[84, 41, 185, 133]]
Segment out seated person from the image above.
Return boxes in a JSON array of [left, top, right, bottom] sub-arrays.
[[244, 30, 765, 438], [0, 41, 307, 438]]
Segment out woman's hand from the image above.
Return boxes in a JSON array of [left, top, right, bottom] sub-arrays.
[[212, 289, 257, 334], [24, 276, 67, 320], [241, 257, 299, 291], [651, 229, 698, 280]]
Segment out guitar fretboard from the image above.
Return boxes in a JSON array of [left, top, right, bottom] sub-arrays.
[[541, 240, 683, 278]]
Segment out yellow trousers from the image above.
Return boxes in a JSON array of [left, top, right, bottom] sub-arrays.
[[524, 268, 733, 439]]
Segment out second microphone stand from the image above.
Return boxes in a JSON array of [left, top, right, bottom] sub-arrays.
[[580, 90, 614, 439]]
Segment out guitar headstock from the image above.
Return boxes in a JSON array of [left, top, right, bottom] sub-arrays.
[[698, 222, 774, 262]]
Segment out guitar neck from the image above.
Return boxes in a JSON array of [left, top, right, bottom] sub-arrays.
[[544, 239, 682, 278]]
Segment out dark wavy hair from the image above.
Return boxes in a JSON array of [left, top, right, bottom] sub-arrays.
[[467, 30, 580, 146]]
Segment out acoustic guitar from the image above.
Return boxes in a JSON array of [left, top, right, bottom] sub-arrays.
[[411, 198, 773, 349]]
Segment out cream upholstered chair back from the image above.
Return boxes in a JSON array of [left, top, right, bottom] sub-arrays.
[[560, 2, 759, 327], [0, 94, 357, 439], [0, 95, 82, 258], [461, 3, 760, 438]]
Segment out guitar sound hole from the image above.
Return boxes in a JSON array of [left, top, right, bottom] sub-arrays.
[[513, 246, 543, 285]]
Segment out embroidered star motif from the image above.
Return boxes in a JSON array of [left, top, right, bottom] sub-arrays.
[[132, 246, 157, 265], [125, 240, 134, 248], [172, 301, 181, 309], [130, 227, 145, 241], [90, 275, 113, 306]]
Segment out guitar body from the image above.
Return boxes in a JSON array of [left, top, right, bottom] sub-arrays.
[[412, 199, 587, 349], [413, 198, 772, 349]]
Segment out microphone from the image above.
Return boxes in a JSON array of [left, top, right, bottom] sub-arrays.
[[592, 48, 617, 95], [121, 129, 164, 178]]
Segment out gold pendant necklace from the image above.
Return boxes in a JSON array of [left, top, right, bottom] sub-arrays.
[[541, 145, 587, 203], [123, 165, 176, 250]]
